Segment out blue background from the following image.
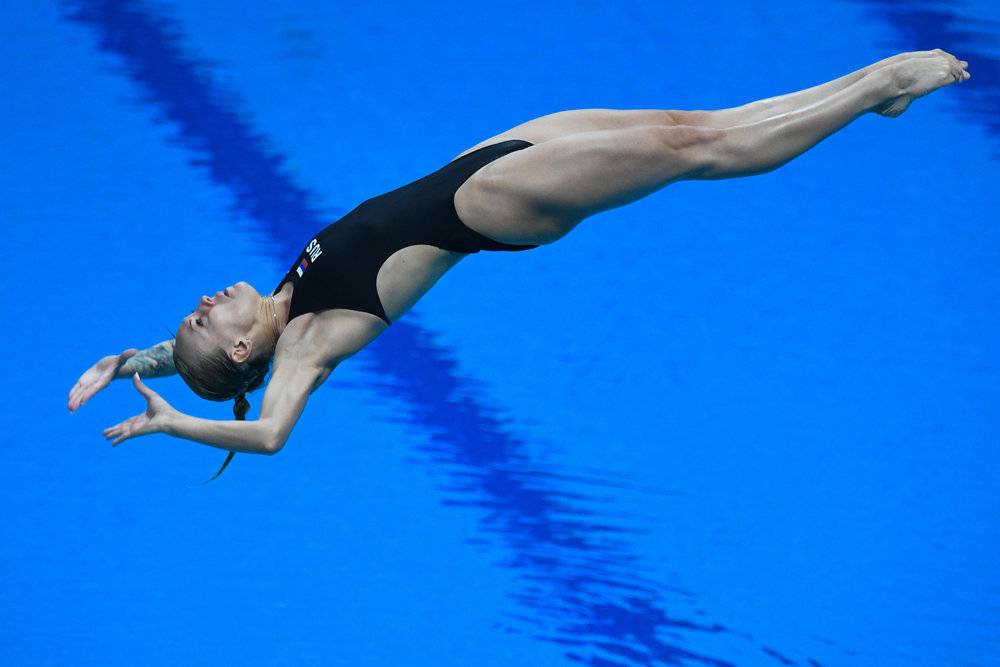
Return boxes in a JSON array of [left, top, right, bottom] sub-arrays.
[[2, 1, 998, 665]]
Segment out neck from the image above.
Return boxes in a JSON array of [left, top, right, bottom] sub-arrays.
[[263, 296, 281, 346], [254, 295, 283, 354], [270, 282, 293, 332]]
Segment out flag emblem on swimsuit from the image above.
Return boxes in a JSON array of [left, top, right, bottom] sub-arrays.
[[296, 258, 309, 277]]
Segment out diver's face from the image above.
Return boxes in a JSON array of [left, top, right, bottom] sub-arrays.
[[174, 280, 261, 358]]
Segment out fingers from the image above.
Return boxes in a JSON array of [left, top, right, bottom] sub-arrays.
[[70, 350, 141, 412], [68, 384, 82, 412], [101, 376, 164, 445], [68, 380, 94, 412], [103, 420, 129, 446], [132, 372, 154, 398], [103, 415, 140, 446], [103, 417, 131, 438], [68, 376, 103, 412]]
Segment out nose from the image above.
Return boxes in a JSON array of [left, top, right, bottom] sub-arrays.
[[200, 295, 216, 308]]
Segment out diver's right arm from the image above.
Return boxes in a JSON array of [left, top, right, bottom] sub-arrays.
[[116, 339, 177, 380], [68, 339, 176, 412]]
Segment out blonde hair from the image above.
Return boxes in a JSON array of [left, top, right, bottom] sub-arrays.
[[173, 343, 271, 480]]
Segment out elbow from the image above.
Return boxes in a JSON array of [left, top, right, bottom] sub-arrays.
[[262, 435, 286, 455], [261, 424, 288, 455]]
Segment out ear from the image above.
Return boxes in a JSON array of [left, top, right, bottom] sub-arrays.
[[230, 338, 253, 364]]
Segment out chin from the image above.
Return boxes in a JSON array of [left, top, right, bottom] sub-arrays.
[[235, 280, 258, 297]]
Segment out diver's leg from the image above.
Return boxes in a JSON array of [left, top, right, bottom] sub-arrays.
[[674, 49, 966, 128], [696, 55, 967, 179], [457, 123, 723, 244], [456, 56, 968, 245], [457, 50, 966, 159]]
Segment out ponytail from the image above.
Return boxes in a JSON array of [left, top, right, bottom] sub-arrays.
[[204, 393, 250, 483], [175, 331, 271, 482], [234, 392, 251, 419]]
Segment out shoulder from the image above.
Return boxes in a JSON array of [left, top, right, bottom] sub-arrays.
[[272, 308, 388, 372]]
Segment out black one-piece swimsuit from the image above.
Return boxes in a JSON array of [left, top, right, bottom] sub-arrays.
[[273, 140, 537, 325]]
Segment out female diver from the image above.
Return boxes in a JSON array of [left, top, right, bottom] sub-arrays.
[[68, 50, 970, 477]]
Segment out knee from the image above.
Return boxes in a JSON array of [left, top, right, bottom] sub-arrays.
[[647, 124, 726, 176], [664, 109, 714, 127], [660, 124, 725, 150]]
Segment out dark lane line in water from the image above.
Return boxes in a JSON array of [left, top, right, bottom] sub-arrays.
[[62, 2, 815, 664], [848, 0, 1000, 154]]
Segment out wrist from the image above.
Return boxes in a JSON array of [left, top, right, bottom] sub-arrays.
[[861, 68, 896, 110], [161, 409, 183, 436], [115, 359, 135, 380]]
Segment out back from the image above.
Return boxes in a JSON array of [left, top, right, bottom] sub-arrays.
[[273, 140, 537, 325]]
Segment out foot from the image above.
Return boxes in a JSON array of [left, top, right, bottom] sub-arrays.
[[875, 50, 970, 118], [868, 49, 960, 74]]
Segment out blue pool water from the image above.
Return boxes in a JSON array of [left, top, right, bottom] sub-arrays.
[[2, 1, 999, 665]]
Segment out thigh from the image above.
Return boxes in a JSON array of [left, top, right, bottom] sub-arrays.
[[455, 124, 718, 244], [454, 108, 675, 159]]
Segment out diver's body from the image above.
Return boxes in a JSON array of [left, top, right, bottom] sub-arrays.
[[68, 51, 970, 458]]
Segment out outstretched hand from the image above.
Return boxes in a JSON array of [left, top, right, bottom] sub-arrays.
[[68, 348, 139, 412], [103, 373, 178, 446]]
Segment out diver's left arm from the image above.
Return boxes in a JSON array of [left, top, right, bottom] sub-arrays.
[[103, 361, 329, 453]]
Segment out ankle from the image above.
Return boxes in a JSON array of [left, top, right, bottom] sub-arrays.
[[862, 67, 902, 111]]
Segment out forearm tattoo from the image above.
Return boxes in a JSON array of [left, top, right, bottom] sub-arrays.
[[120, 340, 177, 379]]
